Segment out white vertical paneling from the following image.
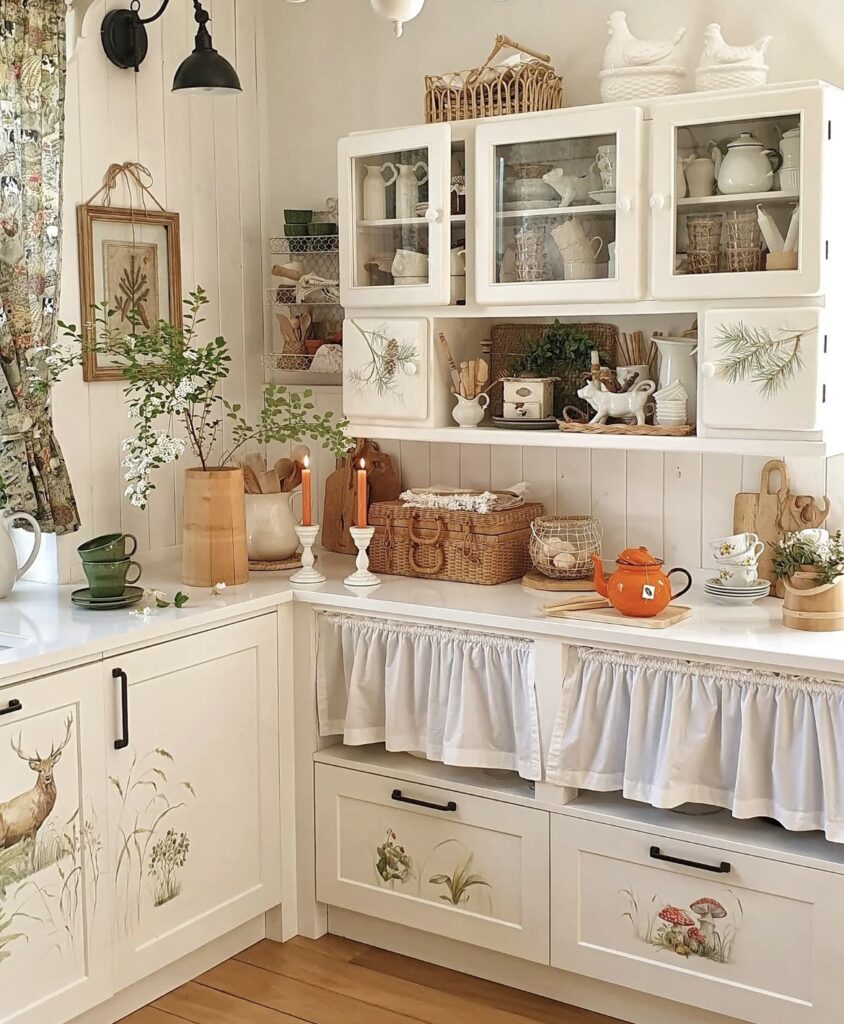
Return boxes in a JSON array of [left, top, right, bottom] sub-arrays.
[[459, 444, 491, 491], [626, 452, 664, 557], [429, 442, 459, 487], [522, 448, 556, 515], [663, 454, 702, 569], [740, 455, 769, 491], [490, 446, 522, 491], [400, 441, 431, 489], [825, 455, 844, 533], [591, 451, 627, 556], [787, 455, 828, 502], [555, 449, 591, 516], [701, 454, 743, 570]]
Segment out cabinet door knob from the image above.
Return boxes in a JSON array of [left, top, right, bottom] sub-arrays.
[[618, 197, 632, 213], [701, 361, 717, 378], [649, 194, 667, 210], [424, 207, 442, 224]]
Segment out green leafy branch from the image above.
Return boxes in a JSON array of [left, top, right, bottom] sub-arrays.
[[715, 322, 814, 398], [510, 320, 602, 377], [772, 530, 844, 586]]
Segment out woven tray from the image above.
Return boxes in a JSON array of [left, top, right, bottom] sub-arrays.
[[558, 423, 695, 437], [490, 322, 619, 418], [369, 501, 544, 586]]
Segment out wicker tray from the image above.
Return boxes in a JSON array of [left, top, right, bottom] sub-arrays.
[[369, 501, 544, 586], [425, 35, 563, 124], [558, 422, 695, 437], [489, 322, 619, 418]]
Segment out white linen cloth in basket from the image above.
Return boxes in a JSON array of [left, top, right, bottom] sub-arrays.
[[316, 613, 540, 780], [548, 647, 844, 842]]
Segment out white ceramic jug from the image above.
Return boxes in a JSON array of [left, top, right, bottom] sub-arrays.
[[395, 162, 428, 219], [363, 162, 398, 221], [654, 336, 698, 426], [683, 145, 719, 197], [0, 512, 41, 599], [452, 393, 489, 429], [244, 492, 302, 562]]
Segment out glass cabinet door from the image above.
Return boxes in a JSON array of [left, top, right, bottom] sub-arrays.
[[650, 85, 825, 299], [339, 124, 452, 308], [474, 106, 643, 304]]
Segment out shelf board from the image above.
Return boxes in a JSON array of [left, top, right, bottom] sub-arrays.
[[677, 190, 799, 211], [497, 203, 615, 220], [358, 215, 466, 228], [345, 421, 830, 457]]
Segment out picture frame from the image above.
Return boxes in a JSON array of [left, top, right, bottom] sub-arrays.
[[76, 205, 182, 382]]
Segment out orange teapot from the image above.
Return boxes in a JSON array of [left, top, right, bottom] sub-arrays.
[[592, 547, 692, 618]]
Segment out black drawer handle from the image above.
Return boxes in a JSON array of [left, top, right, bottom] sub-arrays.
[[650, 845, 731, 874], [0, 698, 22, 716], [391, 788, 457, 813], [113, 668, 129, 751]]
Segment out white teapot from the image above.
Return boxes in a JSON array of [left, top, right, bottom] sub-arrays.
[[714, 132, 782, 195], [0, 512, 41, 599]]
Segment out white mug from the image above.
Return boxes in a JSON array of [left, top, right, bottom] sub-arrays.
[[709, 532, 759, 558], [450, 248, 466, 275], [392, 248, 428, 277], [563, 259, 597, 280], [717, 564, 759, 588], [714, 541, 765, 566]]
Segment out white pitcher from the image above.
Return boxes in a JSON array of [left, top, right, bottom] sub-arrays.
[[654, 336, 698, 426], [395, 162, 428, 219], [362, 162, 398, 221], [0, 512, 41, 599], [244, 492, 302, 561]]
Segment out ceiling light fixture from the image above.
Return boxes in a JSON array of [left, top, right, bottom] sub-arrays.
[[101, 0, 242, 93], [284, 0, 509, 38]]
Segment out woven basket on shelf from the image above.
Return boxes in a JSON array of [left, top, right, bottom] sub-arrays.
[[424, 35, 563, 124], [489, 321, 620, 417], [368, 501, 543, 586]]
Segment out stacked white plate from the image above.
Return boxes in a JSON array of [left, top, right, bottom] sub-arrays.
[[654, 380, 689, 427], [704, 577, 771, 605]]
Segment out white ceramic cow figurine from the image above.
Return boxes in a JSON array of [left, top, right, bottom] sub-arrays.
[[577, 378, 656, 426]]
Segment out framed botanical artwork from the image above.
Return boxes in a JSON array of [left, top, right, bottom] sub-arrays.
[[76, 205, 182, 382]]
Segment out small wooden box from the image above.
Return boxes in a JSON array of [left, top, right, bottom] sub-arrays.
[[502, 378, 557, 419]]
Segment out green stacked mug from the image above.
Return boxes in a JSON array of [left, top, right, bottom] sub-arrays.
[[77, 533, 142, 598]]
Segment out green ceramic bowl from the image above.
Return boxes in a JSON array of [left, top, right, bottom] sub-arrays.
[[284, 209, 313, 225], [309, 222, 338, 236], [284, 223, 311, 237]]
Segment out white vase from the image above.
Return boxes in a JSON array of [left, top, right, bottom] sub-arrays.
[[362, 163, 398, 221], [244, 493, 302, 561], [395, 162, 428, 219], [0, 512, 41, 598], [654, 337, 698, 425]]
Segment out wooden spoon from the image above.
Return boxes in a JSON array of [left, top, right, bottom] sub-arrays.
[[274, 457, 295, 483], [242, 465, 261, 494], [259, 469, 281, 494]]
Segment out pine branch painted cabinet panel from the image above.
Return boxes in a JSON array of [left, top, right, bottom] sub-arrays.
[[104, 615, 282, 989], [0, 666, 111, 1024]]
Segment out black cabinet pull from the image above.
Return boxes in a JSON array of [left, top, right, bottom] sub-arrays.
[[391, 788, 457, 813], [113, 668, 129, 751], [650, 845, 731, 874], [0, 698, 22, 716]]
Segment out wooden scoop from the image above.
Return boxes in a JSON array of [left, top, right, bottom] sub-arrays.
[[259, 469, 281, 494]]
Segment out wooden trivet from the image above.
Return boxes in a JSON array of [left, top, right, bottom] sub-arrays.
[[545, 603, 692, 629], [521, 570, 595, 592], [249, 554, 305, 572], [558, 422, 695, 437]]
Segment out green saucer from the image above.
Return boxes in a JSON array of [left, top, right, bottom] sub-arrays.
[[71, 585, 144, 610]]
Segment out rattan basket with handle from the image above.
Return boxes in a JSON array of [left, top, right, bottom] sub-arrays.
[[489, 321, 619, 418], [425, 35, 564, 124], [368, 501, 544, 585]]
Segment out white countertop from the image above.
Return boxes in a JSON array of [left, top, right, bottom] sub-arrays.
[[0, 550, 842, 686]]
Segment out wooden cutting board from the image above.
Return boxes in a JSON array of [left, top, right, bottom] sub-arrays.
[[322, 439, 401, 555], [545, 603, 692, 629]]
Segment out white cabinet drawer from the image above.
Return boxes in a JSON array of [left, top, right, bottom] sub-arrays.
[[551, 816, 840, 1024], [315, 763, 550, 963]]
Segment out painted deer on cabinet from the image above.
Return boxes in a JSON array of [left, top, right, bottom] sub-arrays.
[[0, 716, 72, 868]]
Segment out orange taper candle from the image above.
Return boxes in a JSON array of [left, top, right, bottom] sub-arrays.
[[356, 458, 367, 528], [301, 455, 312, 527]]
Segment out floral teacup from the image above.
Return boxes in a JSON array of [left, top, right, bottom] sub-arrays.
[[717, 565, 759, 587], [714, 541, 765, 566], [709, 532, 759, 558]]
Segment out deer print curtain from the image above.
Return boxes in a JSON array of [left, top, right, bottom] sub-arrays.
[[0, 0, 79, 533]]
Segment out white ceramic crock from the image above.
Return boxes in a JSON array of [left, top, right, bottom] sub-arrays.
[[245, 492, 303, 561], [0, 512, 41, 598]]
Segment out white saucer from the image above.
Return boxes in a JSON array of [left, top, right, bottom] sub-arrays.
[[705, 577, 770, 591], [588, 189, 616, 205]]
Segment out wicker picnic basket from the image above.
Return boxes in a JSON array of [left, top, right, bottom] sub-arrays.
[[424, 35, 563, 124], [368, 501, 544, 585], [489, 322, 620, 417]]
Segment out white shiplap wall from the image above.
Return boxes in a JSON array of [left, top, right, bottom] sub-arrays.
[[52, 0, 267, 582]]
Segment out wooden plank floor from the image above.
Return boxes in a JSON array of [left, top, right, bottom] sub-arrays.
[[121, 935, 623, 1024]]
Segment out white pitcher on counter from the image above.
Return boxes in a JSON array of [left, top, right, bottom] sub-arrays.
[[0, 512, 41, 598]]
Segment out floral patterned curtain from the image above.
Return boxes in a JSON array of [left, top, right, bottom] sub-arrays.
[[0, 0, 79, 533]]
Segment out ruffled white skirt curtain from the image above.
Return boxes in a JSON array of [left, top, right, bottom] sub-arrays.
[[317, 613, 540, 780], [548, 647, 844, 841]]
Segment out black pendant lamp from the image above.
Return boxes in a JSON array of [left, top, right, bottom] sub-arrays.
[[101, 0, 242, 95]]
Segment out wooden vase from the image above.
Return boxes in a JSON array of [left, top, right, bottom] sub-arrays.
[[182, 467, 249, 587], [782, 566, 844, 632]]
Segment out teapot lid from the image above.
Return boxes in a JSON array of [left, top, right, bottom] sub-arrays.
[[617, 546, 663, 567], [726, 131, 764, 149]]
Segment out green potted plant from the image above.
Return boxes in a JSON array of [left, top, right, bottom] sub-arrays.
[[43, 288, 350, 586], [772, 530, 844, 632], [510, 320, 609, 416]]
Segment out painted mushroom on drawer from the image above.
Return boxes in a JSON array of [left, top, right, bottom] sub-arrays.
[[622, 887, 742, 964]]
